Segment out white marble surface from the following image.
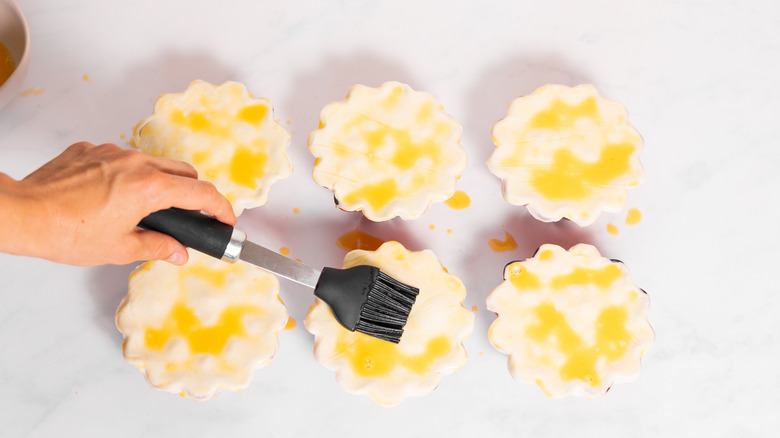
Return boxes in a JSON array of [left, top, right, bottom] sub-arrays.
[[1, 0, 778, 436]]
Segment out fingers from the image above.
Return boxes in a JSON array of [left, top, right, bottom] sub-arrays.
[[144, 155, 199, 179], [162, 175, 237, 225], [89, 143, 230, 223], [84, 143, 233, 225], [132, 230, 190, 265], [93, 143, 199, 179], [76, 141, 236, 226]]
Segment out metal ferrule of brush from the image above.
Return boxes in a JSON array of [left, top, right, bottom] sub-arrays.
[[221, 228, 246, 262]]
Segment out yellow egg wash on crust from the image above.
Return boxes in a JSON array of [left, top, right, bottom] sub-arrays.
[[304, 241, 474, 406], [308, 81, 467, 221], [131, 80, 292, 216], [488, 84, 644, 226], [115, 251, 288, 400], [486, 244, 654, 398]]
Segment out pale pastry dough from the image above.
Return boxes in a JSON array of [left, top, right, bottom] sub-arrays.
[[486, 244, 654, 398], [132, 80, 292, 216], [488, 84, 644, 226], [115, 250, 288, 400], [304, 241, 474, 405], [308, 81, 467, 221]]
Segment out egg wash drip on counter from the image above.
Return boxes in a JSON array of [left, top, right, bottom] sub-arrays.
[[329, 86, 454, 212], [508, 250, 636, 387], [336, 229, 385, 252], [21, 87, 44, 96], [504, 97, 637, 202], [140, 263, 266, 370], [167, 101, 271, 191], [489, 231, 518, 252], [625, 207, 642, 225], [1, 43, 15, 87], [284, 317, 297, 330], [444, 190, 471, 210], [607, 208, 643, 235]]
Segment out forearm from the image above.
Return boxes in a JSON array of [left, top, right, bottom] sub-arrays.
[[0, 173, 43, 258]]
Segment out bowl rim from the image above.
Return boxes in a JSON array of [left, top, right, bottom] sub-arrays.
[[0, 0, 30, 109], [5, 0, 30, 77]]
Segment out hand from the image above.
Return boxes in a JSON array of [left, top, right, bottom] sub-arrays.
[[0, 142, 237, 266]]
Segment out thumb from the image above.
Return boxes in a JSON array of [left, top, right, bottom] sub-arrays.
[[134, 230, 189, 265]]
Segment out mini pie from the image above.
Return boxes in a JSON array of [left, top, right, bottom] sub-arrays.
[[132, 80, 292, 216], [115, 250, 288, 400], [486, 244, 653, 398], [304, 241, 474, 406], [308, 81, 467, 222], [487, 84, 644, 226]]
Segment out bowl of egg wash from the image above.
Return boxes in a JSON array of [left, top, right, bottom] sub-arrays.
[[0, 0, 29, 111]]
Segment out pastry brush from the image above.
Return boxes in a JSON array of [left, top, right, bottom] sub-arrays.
[[139, 208, 419, 343]]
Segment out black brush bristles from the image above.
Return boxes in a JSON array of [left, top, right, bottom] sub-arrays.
[[354, 271, 419, 343], [314, 266, 420, 343]]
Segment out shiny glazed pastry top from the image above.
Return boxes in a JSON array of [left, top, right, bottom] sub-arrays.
[[487, 84, 644, 226], [115, 250, 288, 400], [486, 243, 654, 398], [308, 81, 467, 222], [132, 80, 292, 216], [304, 241, 474, 405]]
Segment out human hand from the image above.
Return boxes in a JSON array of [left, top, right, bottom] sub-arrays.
[[0, 142, 236, 266]]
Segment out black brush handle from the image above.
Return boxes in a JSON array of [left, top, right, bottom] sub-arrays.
[[139, 208, 235, 260]]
